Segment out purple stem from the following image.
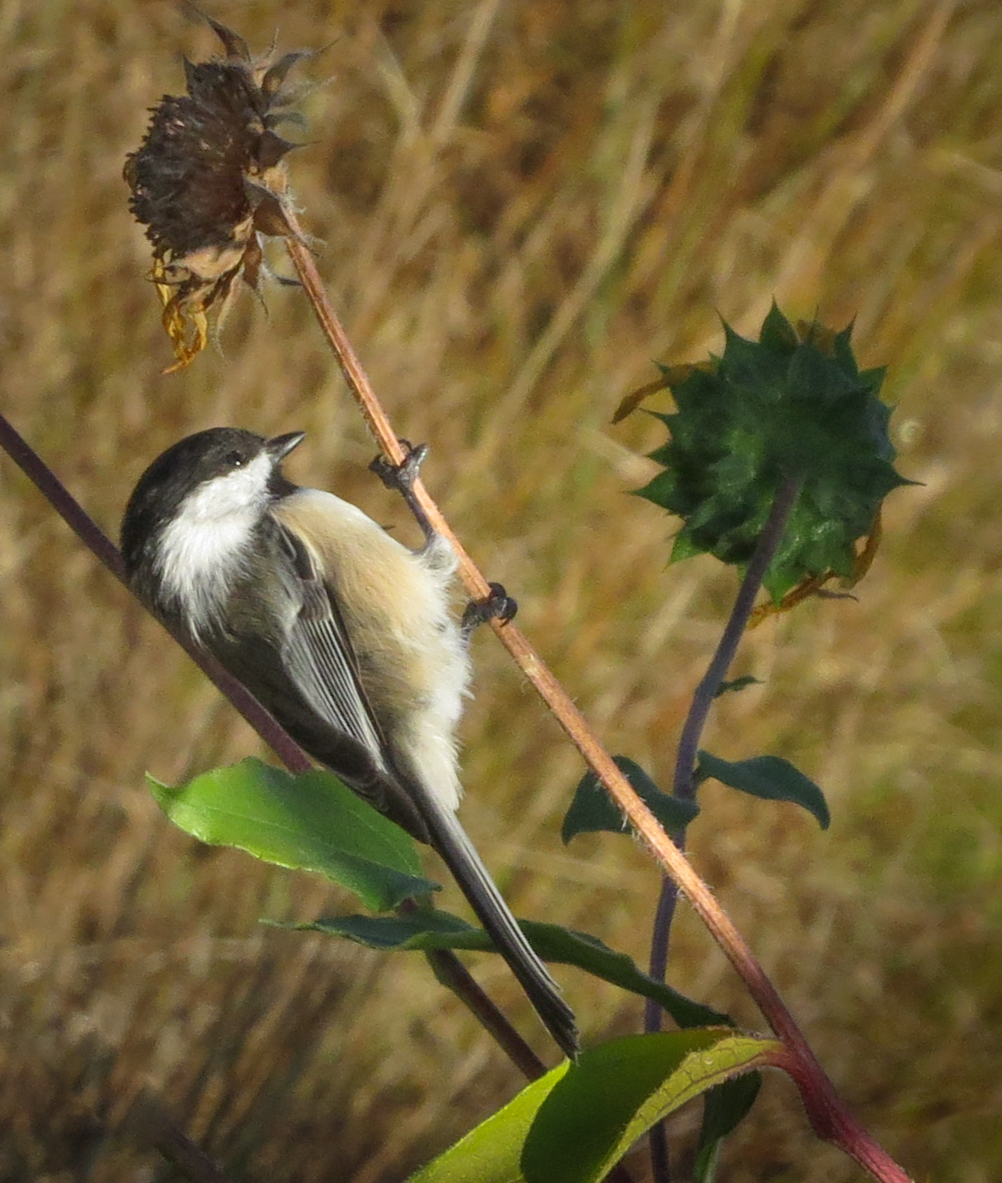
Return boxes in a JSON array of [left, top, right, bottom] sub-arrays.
[[0, 411, 561, 1091], [646, 473, 804, 1183], [0, 411, 313, 773]]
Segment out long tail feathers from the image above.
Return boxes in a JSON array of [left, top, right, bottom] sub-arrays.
[[417, 795, 579, 1060]]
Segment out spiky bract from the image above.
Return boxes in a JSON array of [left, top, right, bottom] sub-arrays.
[[637, 304, 910, 604]]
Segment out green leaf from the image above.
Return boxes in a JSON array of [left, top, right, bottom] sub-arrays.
[[407, 1063, 572, 1183], [524, 924, 727, 1028], [148, 757, 438, 911], [563, 756, 698, 843], [286, 909, 480, 950], [408, 1032, 777, 1183], [696, 751, 831, 830], [522, 1031, 781, 1183], [669, 529, 704, 564], [694, 1073, 762, 1182], [292, 911, 728, 1029]]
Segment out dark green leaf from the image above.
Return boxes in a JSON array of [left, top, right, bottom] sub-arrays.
[[292, 911, 728, 1029], [148, 757, 438, 911], [696, 751, 831, 830], [669, 530, 705, 564], [635, 468, 678, 510], [694, 1073, 762, 1182], [759, 301, 798, 353], [286, 909, 480, 950], [563, 756, 698, 843], [520, 924, 728, 1029]]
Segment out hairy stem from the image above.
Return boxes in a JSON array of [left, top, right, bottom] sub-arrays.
[[281, 234, 914, 1182]]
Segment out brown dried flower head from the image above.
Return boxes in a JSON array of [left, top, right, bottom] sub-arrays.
[[124, 17, 309, 370]]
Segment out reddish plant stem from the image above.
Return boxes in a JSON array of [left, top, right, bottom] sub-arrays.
[[766, 1047, 912, 1183], [281, 231, 915, 1182]]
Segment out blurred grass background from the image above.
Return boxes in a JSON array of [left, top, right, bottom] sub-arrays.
[[1, 0, 1000, 1179]]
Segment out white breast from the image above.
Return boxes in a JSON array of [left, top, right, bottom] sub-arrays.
[[156, 451, 273, 640]]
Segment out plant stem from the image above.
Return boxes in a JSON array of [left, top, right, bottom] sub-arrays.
[[649, 472, 804, 1015], [280, 236, 914, 1182], [645, 474, 802, 1182], [127, 1088, 237, 1183], [0, 411, 313, 775], [645, 875, 676, 1183], [0, 410, 554, 1089], [425, 948, 547, 1080], [675, 478, 804, 800]]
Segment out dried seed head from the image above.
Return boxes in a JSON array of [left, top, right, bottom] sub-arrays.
[[124, 17, 310, 370]]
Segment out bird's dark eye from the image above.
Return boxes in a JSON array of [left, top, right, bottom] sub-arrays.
[[225, 449, 246, 467]]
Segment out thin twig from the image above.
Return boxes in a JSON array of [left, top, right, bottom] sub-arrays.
[[281, 234, 914, 1182], [394, 897, 550, 1081], [425, 948, 547, 1080], [0, 410, 553, 1092], [0, 411, 313, 775], [646, 474, 803, 1183], [127, 1089, 237, 1183]]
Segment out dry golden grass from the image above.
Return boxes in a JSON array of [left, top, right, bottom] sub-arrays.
[[2, 0, 1001, 1179]]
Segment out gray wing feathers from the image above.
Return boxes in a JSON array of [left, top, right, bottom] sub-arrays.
[[282, 578, 387, 768]]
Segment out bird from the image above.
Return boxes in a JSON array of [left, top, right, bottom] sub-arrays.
[[120, 426, 578, 1058]]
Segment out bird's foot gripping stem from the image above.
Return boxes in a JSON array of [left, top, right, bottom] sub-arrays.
[[462, 583, 518, 640]]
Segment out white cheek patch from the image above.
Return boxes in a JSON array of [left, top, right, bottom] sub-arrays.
[[156, 451, 272, 638]]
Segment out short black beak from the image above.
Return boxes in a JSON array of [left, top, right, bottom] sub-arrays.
[[267, 431, 306, 462]]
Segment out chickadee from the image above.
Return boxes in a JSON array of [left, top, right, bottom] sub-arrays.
[[120, 427, 578, 1058]]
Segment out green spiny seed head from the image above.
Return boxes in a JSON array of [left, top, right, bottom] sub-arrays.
[[637, 304, 911, 603]]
